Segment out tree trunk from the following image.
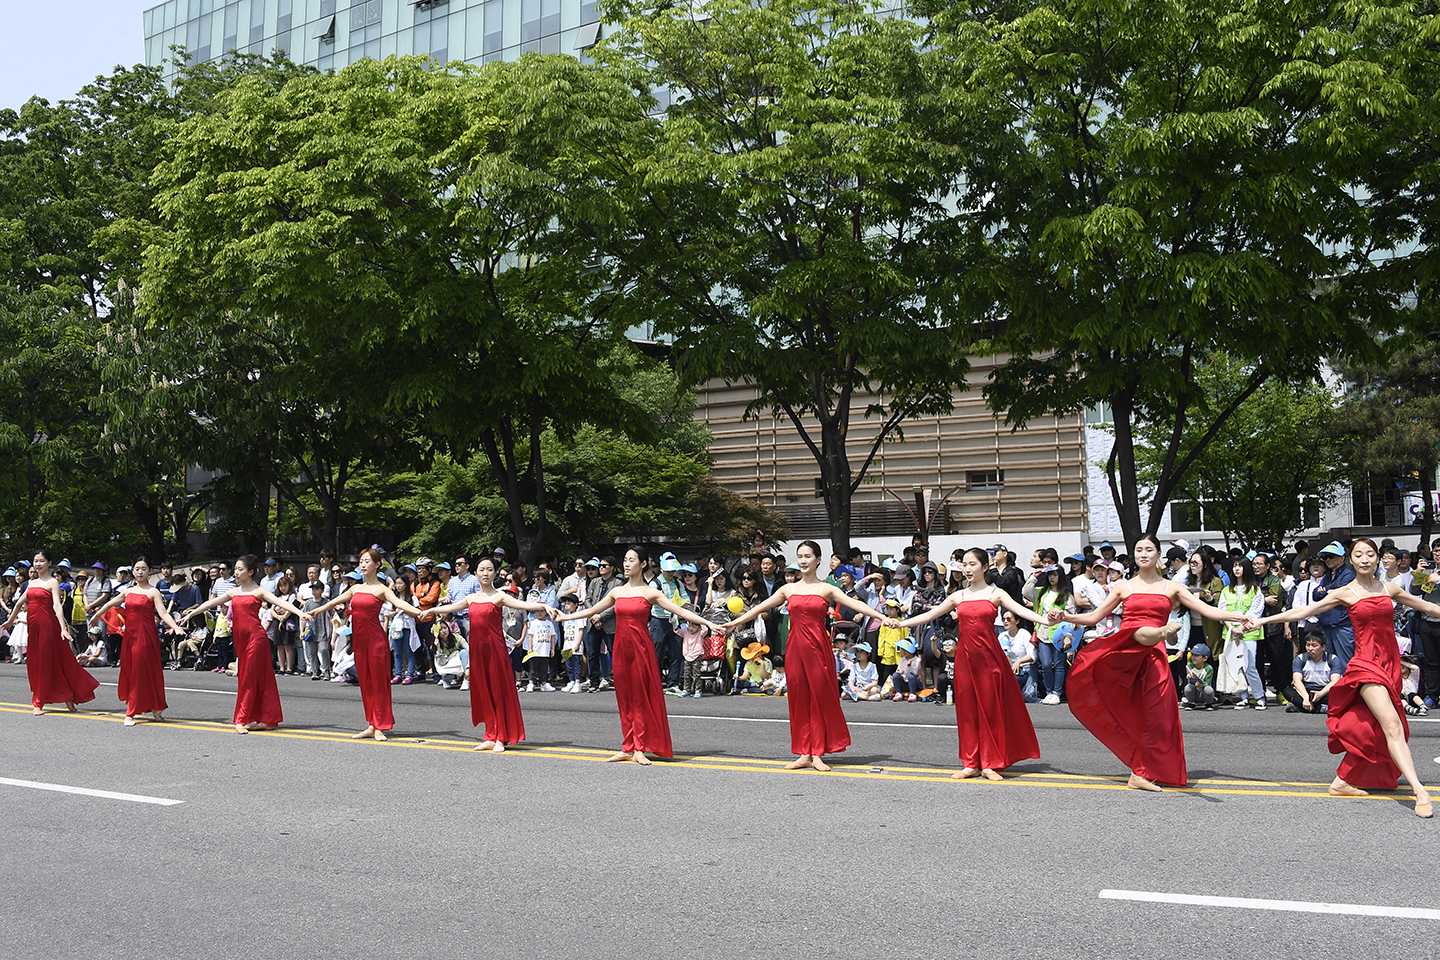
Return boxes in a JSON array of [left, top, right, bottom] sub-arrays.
[[1106, 386, 1144, 550], [521, 394, 547, 570], [820, 422, 853, 558], [133, 495, 166, 560]]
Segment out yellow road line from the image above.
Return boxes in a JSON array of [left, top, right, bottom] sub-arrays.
[[0, 702, 1415, 800]]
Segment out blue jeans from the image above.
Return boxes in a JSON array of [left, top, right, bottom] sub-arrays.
[[1322, 622, 1355, 672], [1036, 625, 1080, 698], [565, 652, 584, 683], [390, 629, 417, 678], [584, 626, 612, 687], [649, 617, 681, 687]]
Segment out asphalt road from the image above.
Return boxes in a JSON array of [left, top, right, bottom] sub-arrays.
[[1, 663, 1435, 959]]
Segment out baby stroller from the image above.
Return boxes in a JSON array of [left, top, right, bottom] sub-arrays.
[[696, 602, 735, 695]]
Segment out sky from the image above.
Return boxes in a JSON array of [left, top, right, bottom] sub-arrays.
[[0, 0, 146, 111]]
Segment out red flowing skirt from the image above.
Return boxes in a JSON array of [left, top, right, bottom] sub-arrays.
[[231, 595, 282, 727], [118, 595, 168, 716], [468, 600, 525, 744], [783, 594, 850, 756], [349, 593, 394, 731], [613, 597, 673, 757], [24, 587, 98, 709], [953, 600, 1040, 770]]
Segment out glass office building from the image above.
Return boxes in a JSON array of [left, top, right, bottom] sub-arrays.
[[142, 0, 604, 77]]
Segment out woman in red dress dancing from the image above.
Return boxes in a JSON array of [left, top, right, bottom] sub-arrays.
[[724, 540, 890, 771], [559, 547, 719, 765], [429, 555, 560, 752], [1250, 538, 1434, 818], [1, 549, 99, 715], [1053, 535, 1246, 791], [309, 548, 427, 741], [179, 554, 311, 734], [88, 559, 186, 725], [895, 547, 1050, 780]]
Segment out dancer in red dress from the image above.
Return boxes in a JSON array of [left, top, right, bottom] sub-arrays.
[[87, 559, 186, 725], [896, 547, 1050, 780], [430, 555, 560, 752], [1250, 537, 1434, 818], [179, 554, 311, 734], [725, 540, 890, 771], [1053, 535, 1246, 791], [560, 547, 719, 765], [1, 550, 99, 714], [309, 548, 427, 741]]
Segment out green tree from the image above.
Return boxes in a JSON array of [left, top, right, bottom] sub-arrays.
[[592, 0, 975, 556], [1133, 355, 1346, 550], [1331, 337, 1440, 548], [920, 0, 1414, 549], [132, 55, 668, 567]]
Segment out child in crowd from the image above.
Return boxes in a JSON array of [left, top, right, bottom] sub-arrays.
[[433, 619, 466, 690], [875, 598, 907, 686], [1283, 630, 1340, 714], [843, 641, 881, 701], [891, 638, 924, 701], [676, 601, 708, 698], [833, 636, 852, 690], [933, 638, 958, 705], [733, 642, 772, 694], [77, 635, 107, 667], [1182, 643, 1216, 709], [998, 610, 1038, 703], [559, 594, 585, 693], [329, 625, 357, 684], [1400, 657, 1429, 716], [525, 602, 557, 692], [761, 662, 787, 696]]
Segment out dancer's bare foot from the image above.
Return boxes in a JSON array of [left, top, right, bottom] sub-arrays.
[[981, 769, 1003, 781], [1329, 778, 1368, 797], [123, 717, 136, 727], [375, 730, 388, 742], [633, 751, 651, 765], [604, 750, 633, 762], [492, 741, 504, 753], [251, 723, 275, 731], [32, 707, 43, 716], [235, 723, 249, 734], [953, 767, 980, 780], [474, 740, 496, 752], [811, 757, 831, 772], [65, 701, 77, 712], [352, 726, 376, 740], [785, 755, 814, 770], [152, 712, 165, 722], [1127, 773, 1163, 792], [1414, 789, 1432, 819]]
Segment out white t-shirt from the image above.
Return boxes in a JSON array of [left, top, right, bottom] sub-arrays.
[[998, 628, 1034, 666]]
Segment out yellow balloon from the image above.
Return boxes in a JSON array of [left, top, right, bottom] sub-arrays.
[[726, 596, 745, 614]]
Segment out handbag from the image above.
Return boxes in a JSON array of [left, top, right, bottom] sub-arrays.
[[702, 632, 726, 659]]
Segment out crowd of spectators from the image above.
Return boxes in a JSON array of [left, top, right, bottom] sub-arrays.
[[1, 532, 1433, 718]]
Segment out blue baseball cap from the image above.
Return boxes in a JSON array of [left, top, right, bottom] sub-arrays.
[[585, 558, 600, 569], [263, 557, 277, 566], [660, 553, 681, 572], [56, 558, 71, 570], [435, 562, 452, 571], [853, 641, 873, 653], [1066, 553, 1086, 563], [3, 567, 15, 577], [1191, 643, 1211, 657], [1317, 541, 1346, 558], [897, 639, 917, 654], [402, 563, 418, 572], [837, 564, 864, 580], [345, 570, 364, 581], [680, 562, 698, 574]]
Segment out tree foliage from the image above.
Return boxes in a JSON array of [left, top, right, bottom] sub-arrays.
[[592, 0, 975, 555], [1133, 354, 1347, 550]]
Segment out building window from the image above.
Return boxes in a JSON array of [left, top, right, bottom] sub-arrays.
[[575, 20, 601, 50], [966, 470, 1005, 492], [313, 15, 336, 40], [250, 0, 266, 42], [321, 0, 336, 15], [813, 478, 824, 500], [1085, 401, 1114, 425], [223, 2, 238, 52], [277, 0, 292, 32], [1352, 477, 1403, 528]]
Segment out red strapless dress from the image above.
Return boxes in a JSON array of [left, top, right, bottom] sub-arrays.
[[1066, 590, 1186, 786], [348, 592, 394, 731], [24, 585, 98, 709], [612, 595, 673, 757], [1327, 595, 1409, 789], [782, 593, 850, 757], [118, 591, 167, 716], [231, 594, 282, 727], [953, 599, 1040, 770], [467, 599, 525, 744]]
